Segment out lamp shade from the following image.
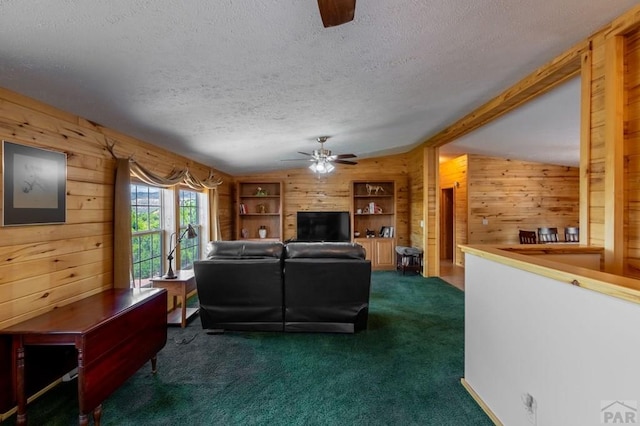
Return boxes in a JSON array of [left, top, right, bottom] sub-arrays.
[[185, 223, 198, 239]]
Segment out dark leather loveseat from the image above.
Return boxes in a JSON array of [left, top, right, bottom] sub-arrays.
[[194, 240, 371, 333], [194, 240, 285, 332], [284, 242, 371, 333]]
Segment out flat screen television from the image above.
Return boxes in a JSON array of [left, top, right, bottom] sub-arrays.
[[296, 211, 350, 242]]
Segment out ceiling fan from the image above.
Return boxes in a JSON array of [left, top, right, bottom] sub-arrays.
[[317, 0, 356, 28], [283, 136, 358, 174]]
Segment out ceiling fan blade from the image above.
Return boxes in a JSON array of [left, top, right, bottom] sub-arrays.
[[317, 0, 356, 28], [333, 159, 358, 165], [297, 151, 312, 156], [335, 153, 357, 159]]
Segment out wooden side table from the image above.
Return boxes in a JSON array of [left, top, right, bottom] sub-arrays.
[[150, 270, 199, 328]]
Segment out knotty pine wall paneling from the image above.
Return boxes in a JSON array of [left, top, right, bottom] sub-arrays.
[[234, 154, 410, 246], [0, 87, 232, 332], [623, 28, 640, 277], [467, 155, 580, 246]]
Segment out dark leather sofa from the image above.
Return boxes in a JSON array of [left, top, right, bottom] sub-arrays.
[[194, 240, 285, 332], [194, 240, 371, 333], [284, 242, 371, 333]]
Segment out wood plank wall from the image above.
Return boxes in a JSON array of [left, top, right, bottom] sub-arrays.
[[0, 87, 233, 330], [439, 154, 579, 267], [233, 154, 410, 246], [583, 5, 640, 276], [468, 155, 580, 246], [625, 28, 640, 277]]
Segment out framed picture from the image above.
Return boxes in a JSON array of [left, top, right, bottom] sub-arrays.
[[380, 226, 390, 238], [2, 141, 67, 226]]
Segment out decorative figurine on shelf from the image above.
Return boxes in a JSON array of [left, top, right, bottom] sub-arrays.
[[257, 203, 267, 214], [366, 183, 385, 195], [366, 228, 376, 238], [241, 228, 249, 239], [255, 187, 268, 196], [258, 225, 267, 239]]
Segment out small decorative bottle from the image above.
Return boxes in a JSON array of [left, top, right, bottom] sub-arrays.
[[258, 225, 267, 239]]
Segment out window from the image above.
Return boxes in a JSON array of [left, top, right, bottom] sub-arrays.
[[130, 184, 206, 286], [178, 189, 201, 270], [131, 184, 163, 287]]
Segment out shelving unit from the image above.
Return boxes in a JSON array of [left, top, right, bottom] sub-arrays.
[[235, 180, 283, 241], [351, 180, 397, 270]]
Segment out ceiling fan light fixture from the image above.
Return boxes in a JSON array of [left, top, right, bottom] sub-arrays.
[[309, 159, 335, 174], [293, 136, 355, 173]]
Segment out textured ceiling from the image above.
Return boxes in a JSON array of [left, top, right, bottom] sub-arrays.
[[440, 76, 581, 167], [0, 1, 636, 174]]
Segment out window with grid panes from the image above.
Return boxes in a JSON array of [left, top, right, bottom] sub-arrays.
[[178, 189, 201, 269], [130, 184, 163, 287]]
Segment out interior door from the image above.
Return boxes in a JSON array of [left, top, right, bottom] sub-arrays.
[[440, 188, 454, 260]]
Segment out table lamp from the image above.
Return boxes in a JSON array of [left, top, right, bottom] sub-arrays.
[[164, 223, 197, 279]]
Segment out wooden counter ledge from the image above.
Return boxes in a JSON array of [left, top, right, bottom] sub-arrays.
[[460, 244, 640, 305]]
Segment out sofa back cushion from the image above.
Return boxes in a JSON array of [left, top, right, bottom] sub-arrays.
[[285, 242, 365, 260], [205, 240, 284, 259]]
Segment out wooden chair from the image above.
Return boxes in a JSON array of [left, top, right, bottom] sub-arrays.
[[519, 230, 537, 244], [537, 227, 559, 243], [564, 226, 579, 242]]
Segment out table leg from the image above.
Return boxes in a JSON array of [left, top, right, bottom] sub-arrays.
[[93, 404, 102, 426], [15, 342, 26, 426], [151, 355, 158, 374], [181, 284, 187, 328], [79, 412, 88, 426]]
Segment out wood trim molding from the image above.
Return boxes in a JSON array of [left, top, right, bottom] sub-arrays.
[[423, 146, 439, 276], [579, 48, 592, 245], [461, 244, 640, 305], [460, 378, 504, 426], [603, 36, 625, 274]]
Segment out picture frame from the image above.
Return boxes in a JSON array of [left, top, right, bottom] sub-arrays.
[[380, 226, 390, 238], [2, 141, 67, 226]]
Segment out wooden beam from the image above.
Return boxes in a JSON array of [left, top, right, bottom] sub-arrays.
[[424, 40, 589, 148], [603, 36, 625, 274]]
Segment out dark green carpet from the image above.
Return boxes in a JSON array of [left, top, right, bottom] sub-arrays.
[[6, 272, 491, 425]]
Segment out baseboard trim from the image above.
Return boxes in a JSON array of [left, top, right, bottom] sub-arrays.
[[460, 377, 503, 426]]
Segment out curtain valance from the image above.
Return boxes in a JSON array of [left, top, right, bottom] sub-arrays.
[[107, 140, 223, 189]]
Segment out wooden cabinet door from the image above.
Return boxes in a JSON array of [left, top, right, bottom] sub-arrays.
[[355, 238, 374, 262], [374, 238, 396, 270]]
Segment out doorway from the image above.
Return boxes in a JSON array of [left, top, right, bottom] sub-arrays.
[[440, 187, 454, 261]]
